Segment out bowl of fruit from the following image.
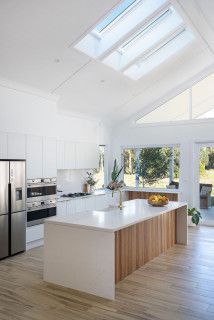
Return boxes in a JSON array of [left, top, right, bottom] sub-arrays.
[[148, 194, 169, 207]]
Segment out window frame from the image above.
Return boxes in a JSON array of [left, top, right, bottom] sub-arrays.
[[135, 69, 214, 126], [94, 145, 108, 190], [121, 143, 180, 190]]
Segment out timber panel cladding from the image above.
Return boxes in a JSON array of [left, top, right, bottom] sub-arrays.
[[128, 191, 178, 201], [115, 210, 176, 283]]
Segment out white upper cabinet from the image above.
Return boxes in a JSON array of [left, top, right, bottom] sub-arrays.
[[7, 133, 26, 159], [26, 135, 43, 179], [76, 142, 99, 169], [57, 140, 98, 170], [57, 140, 65, 169], [43, 137, 57, 177], [64, 141, 76, 169], [0, 132, 7, 159]]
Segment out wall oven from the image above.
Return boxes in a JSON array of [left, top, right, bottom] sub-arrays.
[[27, 178, 56, 226]]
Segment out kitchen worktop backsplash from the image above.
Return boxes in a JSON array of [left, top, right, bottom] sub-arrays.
[[57, 169, 89, 194]]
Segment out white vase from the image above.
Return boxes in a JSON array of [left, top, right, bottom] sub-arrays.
[[89, 185, 95, 193], [188, 216, 195, 227]]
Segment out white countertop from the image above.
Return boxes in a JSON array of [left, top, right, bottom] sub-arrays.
[[47, 199, 187, 232], [57, 189, 109, 202], [57, 187, 179, 202]]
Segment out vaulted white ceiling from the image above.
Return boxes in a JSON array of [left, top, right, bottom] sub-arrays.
[[0, 0, 214, 126]]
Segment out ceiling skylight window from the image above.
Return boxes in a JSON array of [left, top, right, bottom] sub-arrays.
[[94, 0, 138, 34], [124, 27, 194, 80], [103, 6, 184, 71], [74, 0, 195, 80]]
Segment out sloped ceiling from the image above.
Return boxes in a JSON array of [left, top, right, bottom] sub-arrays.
[[0, 0, 214, 126]]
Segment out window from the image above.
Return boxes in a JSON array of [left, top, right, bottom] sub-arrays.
[[192, 73, 214, 119], [94, 145, 106, 189], [94, 0, 138, 33], [137, 90, 190, 124], [123, 145, 180, 189], [137, 72, 214, 124], [74, 0, 194, 80]]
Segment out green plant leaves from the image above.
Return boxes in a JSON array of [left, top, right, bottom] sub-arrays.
[[111, 159, 123, 182], [188, 207, 202, 225]]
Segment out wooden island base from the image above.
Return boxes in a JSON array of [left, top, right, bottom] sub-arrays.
[[115, 209, 184, 283]]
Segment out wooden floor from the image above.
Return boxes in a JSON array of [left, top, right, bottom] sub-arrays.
[[0, 227, 214, 320]]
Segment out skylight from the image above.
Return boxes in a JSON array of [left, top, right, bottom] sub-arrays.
[[74, 0, 195, 80], [94, 0, 138, 33]]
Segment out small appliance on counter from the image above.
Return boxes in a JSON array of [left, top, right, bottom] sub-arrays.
[[27, 177, 57, 226], [0, 160, 26, 259]]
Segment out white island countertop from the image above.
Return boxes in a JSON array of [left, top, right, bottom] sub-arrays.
[[47, 199, 187, 232]]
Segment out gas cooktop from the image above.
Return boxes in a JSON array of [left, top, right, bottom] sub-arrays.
[[61, 192, 91, 198]]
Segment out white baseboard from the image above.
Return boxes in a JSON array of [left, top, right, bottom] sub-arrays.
[[26, 239, 44, 250]]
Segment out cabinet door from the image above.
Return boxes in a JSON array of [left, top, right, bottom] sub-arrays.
[[66, 200, 76, 217], [57, 201, 67, 217], [76, 143, 99, 169], [0, 132, 7, 159], [57, 140, 65, 169], [8, 133, 26, 159], [43, 137, 57, 177], [95, 195, 108, 210], [64, 141, 76, 169], [85, 197, 96, 211], [26, 135, 43, 179], [26, 224, 44, 243], [75, 198, 86, 213]]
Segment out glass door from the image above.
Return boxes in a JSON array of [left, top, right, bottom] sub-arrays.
[[197, 143, 214, 226]]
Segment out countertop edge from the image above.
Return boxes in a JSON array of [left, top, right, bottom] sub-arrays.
[[46, 202, 187, 232]]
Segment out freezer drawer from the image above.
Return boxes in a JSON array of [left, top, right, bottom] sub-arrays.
[[0, 214, 9, 259], [11, 211, 26, 255]]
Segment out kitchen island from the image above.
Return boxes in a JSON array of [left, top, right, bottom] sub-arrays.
[[44, 199, 187, 299]]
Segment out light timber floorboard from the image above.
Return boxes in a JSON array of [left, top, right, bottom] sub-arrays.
[[0, 226, 214, 320]]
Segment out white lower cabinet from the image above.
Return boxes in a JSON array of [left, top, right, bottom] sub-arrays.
[[85, 197, 96, 211], [26, 224, 44, 249], [75, 198, 86, 213], [66, 200, 76, 217], [57, 201, 67, 217], [95, 195, 108, 210]]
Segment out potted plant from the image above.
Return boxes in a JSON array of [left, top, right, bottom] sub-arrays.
[[107, 159, 124, 190], [85, 171, 98, 193], [107, 159, 125, 209], [188, 207, 202, 226]]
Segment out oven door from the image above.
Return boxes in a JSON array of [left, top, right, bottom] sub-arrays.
[[27, 206, 56, 226], [27, 185, 56, 201]]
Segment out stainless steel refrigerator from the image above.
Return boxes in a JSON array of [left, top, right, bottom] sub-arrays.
[[0, 160, 26, 259]]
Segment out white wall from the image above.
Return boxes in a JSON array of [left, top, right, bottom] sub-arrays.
[[111, 119, 214, 206], [0, 83, 109, 143]]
